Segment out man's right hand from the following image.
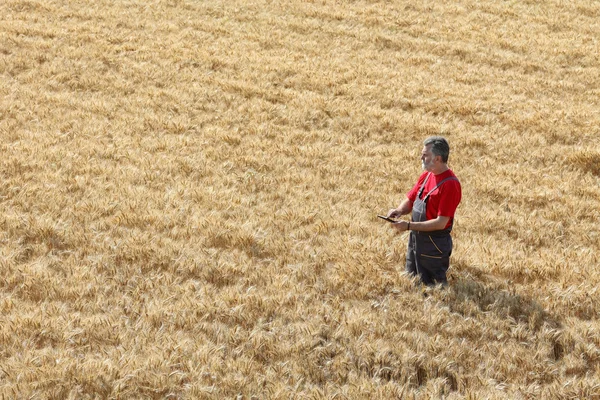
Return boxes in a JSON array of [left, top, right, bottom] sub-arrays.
[[387, 208, 402, 219], [388, 198, 413, 219]]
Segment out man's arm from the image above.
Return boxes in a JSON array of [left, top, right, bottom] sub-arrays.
[[393, 216, 451, 232], [387, 197, 413, 219]]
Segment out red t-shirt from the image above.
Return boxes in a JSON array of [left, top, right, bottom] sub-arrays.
[[406, 170, 461, 229]]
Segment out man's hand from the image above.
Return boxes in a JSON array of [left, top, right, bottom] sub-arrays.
[[387, 208, 402, 219], [388, 198, 413, 219], [392, 220, 409, 232]]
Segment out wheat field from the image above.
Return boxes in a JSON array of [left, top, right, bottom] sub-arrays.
[[1, 0, 599, 398]]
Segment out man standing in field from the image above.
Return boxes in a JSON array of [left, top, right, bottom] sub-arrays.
[[387, 136, 461, 286]]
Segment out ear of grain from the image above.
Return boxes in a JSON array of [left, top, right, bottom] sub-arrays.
[[1, 0, 599, 397]]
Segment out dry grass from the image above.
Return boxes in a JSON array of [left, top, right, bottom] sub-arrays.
[[1, 0, 600, 398]]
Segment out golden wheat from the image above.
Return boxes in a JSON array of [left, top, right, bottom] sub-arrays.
[[1, 0, 600, 398]]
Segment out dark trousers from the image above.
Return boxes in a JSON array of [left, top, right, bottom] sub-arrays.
[[406, 232, 452, 286]]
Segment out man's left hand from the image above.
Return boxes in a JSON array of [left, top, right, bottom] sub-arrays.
[[392, 220, 409, 232]]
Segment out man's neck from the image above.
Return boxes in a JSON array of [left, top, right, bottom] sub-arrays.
[[431, 164, 449, 175]]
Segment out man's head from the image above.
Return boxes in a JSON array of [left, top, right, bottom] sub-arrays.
[[421, 136, 450, 172], [424, 136, 450, 162]]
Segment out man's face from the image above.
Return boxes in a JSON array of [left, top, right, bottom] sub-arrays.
[[421, 145, 436, 171]]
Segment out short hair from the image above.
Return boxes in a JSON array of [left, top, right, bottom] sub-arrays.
[[424, 136, 450, 163]]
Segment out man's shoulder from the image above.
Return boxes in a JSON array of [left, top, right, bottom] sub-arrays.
[[446, 169, 458, 178], [441, 170, 461, 191], [435, 169, 459, 182]]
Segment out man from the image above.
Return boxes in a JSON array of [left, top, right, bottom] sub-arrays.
[[387, 136, 462, 286]]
